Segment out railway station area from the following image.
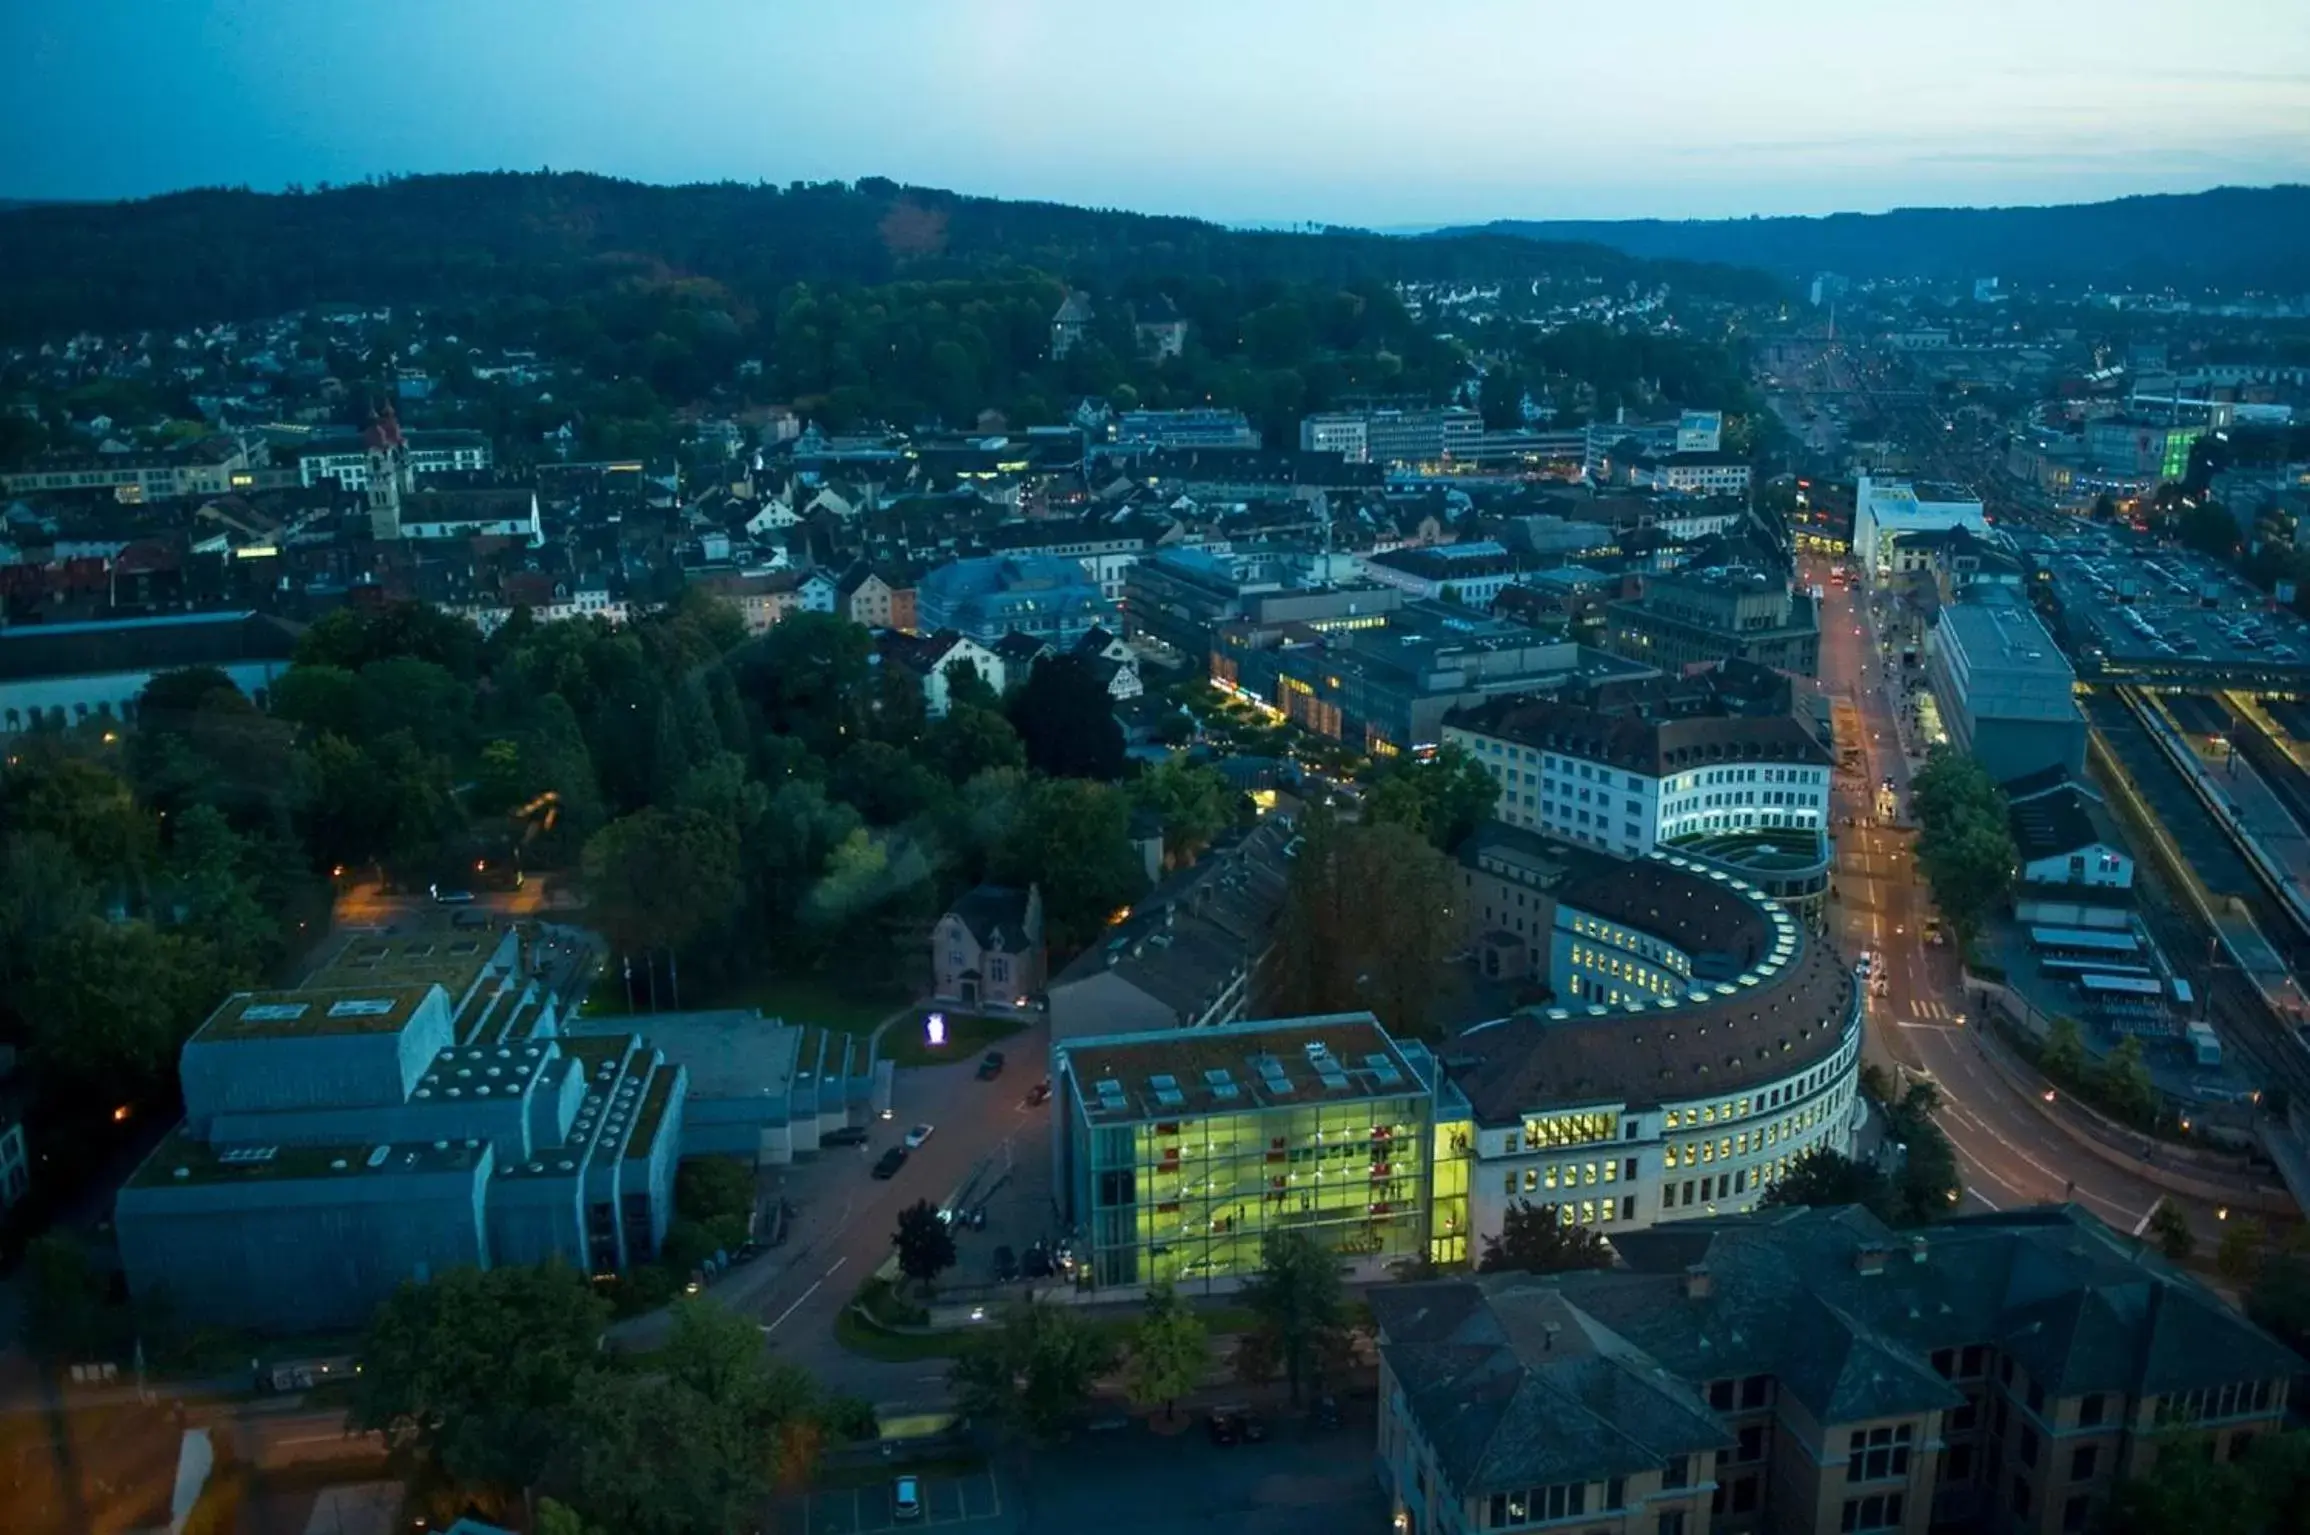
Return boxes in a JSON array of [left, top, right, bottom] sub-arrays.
[[2008, 526, 2310, 688]]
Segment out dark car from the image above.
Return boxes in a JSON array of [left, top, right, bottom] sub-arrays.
[[1237, 1412, 1268, 1443], [1313, 1395, 1342, 1429], [993, 1244, 1018, 1282], [822, 1126, 870, 1148], [1025, 1079, 1052, 1107], [870, 1147, 908, 1180], [1021, 1243, 1054, 1279], [1206, 1412, 1241, 1446], [977, 1050, 1005, 1080]]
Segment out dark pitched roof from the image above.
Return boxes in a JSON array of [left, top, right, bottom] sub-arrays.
[[946, 884, 1036, 951], [2009, 786, 2110, 863], [1447, 696, 1831, 778], [1998, 764, 2074, 805], [993, 631, 1052, 665], [1377, 1204, 2301, 1496]]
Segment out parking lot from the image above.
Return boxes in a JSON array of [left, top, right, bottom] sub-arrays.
[[782, 1471, 1004, 1535]]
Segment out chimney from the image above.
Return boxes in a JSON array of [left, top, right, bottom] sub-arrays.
[[1684, 1263, 1713, 1300], [1543, 1322, 1560, 1352], [1855, 1244, 1889, 1276], [1909, 1234, 1928, 1265]]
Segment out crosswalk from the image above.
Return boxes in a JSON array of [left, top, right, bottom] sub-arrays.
[[1891, 999, 1964, 1027]]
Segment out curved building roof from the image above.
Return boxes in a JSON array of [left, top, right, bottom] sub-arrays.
[[1450, 850, 1855, 1123]]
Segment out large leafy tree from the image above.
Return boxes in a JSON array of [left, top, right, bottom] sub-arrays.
[[738, 612, 873, 758], [581, 806, 742, 963], [1760, 1148, 1887, 1215], [1262, 812, 1460, 1039], [991, 777, 1148, 948], [352, 1262, 612, 1495], [1910, 748, 2017, 942], [1132, 757, 1234, 866], [27, 917, 226, 1100], [1365, 744, 1499, 851], [1008, 654, 1124, 780], [1124, 1281, 1210, 1421], [892, 1199, 958, 1293], [1478, 1201, 1615, 1275], [1238, 1229, 1345, 1406], [948, 1300, 1118, 1442]]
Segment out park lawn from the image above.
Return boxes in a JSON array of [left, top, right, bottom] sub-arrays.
[[832, 1285, 1261, 1364], [879, 1009, 1029, 1068]]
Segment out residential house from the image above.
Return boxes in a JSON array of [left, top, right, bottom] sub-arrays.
[[930, 885, 1047, 1012], [691, 568, 806, 636], [1133, 295, 1189, 361], [878, 629, 1005, 718], [837, 563, 906, 629], [797, 569, 840, 614], [993, 631, 1052, 686]]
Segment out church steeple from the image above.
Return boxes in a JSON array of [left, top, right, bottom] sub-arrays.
[[362, 400, 412, 540]]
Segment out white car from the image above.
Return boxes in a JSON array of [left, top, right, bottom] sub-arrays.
[[904, 1123, 935, 1150]]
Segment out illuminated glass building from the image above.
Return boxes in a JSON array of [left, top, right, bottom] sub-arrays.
[[1053, 1012, 1471, 1289]]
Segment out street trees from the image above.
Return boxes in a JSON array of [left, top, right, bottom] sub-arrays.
[[2149, 1201, 2198, 1262], [1238, 1229, 1345, 1406], [1762, 1149, 1886, 1215], [1478, 1201, 1615, 1275], [1124, 1280, 1210, 1421], [1364, 744, 1499, 851], [947, 1300, 1118, 1442], [1263, 813, 1460, 1039], [1909, 748, 2017, 943], [1881, 1081, 1964, 1223], [2219, 1218, 2267, 1284], [893, 1199, 958, 1294]]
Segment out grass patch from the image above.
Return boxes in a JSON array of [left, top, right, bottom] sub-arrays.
[[831, 1280, 1261, 1364], [881, 1010, 1027, 1068]]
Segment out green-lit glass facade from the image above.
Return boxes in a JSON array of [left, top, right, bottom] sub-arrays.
[[1083, 1093, 1434, 1288]]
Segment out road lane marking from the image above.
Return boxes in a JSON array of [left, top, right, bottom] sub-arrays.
[[762, 1255, 849, 1336]]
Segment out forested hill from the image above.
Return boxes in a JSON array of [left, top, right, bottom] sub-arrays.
[[0, 172, 1777, 341], [1437, 185, 2310, 290]]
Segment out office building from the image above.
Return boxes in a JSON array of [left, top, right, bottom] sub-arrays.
[[915, 554, 1120, 650], [1360, 540, 1524, 607], [2085, 418, 2205, 483], [982, 515, 1166, 605], [115, 929, 686, 1331], [1052, 1011, 1443, 1291], [1375, 1204, 2299, 1535], [1110, 409, 1261, 453], [0, 437, 254, 500], [1299, 413, 1371, 463], [1927, 588, 2087, 783], [1364, 407, 1483, 465], [1626, 452, 1754, 499], [1123, 546, 1403, 668], [1853, 475, 1989, 578], [1216, 600, 1654, 755], [295, 429, 493, 489], [1604, 566, 1821, 677], [1444, 690, 1833, 860]]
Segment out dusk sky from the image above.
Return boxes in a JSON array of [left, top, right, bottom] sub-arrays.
[[7, 0, 2309, 224]]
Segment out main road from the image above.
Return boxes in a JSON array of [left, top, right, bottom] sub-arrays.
[[1806, 557, 2189, 1235]]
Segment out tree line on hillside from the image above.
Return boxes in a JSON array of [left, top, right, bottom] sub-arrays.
[[0, 171, 1779, 346]]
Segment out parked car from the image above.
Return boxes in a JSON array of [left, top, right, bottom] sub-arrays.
[[871, 1147, 908, 1180], [904, 1123, 936, 1149], [822, 1126, 870, 1147], [977, 1050, 1005, 1080], [1313, 1394, 1342, 1429], [893, 1476, 922, 1521], [1021, 1243, 1054, 1279], [1237, 1412, 1268, 1443], [994, 1245, 1018, 1282], [1206, 1411, 1241, 1446]]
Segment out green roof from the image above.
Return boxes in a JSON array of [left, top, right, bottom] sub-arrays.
[[129, 1126, 486, 1188], [196, 984, 436, 1041]]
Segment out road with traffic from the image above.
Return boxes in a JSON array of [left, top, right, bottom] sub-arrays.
[[1808, 556, 2191, 1236]]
